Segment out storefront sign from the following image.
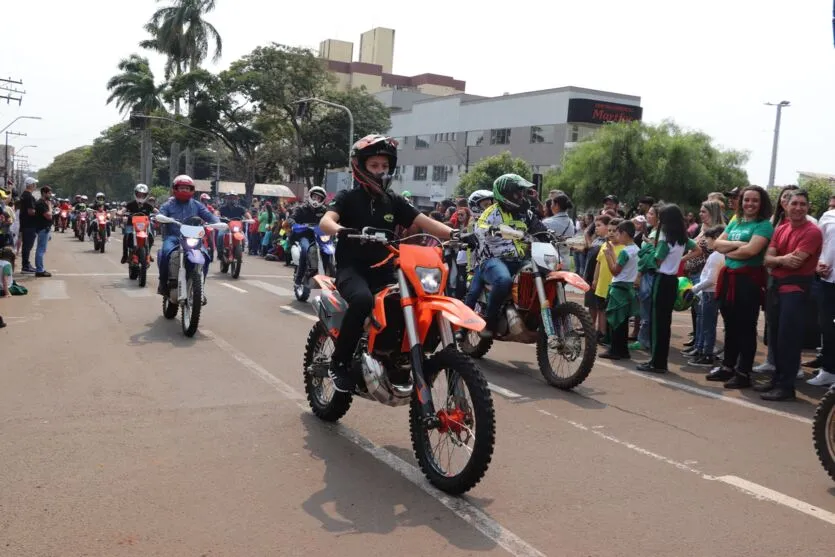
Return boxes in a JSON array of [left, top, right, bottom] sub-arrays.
[[567, 98, 643, 125]]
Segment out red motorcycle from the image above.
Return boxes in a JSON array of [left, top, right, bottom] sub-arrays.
[[218, 217, 253, 279], [92, 211, 109, 253], [58, 210, 69, 232], [126, 214, 152, 287], [76, 212, 88, 241]]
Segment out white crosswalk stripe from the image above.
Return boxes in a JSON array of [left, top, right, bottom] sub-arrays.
[[243, 279, 292, 297]]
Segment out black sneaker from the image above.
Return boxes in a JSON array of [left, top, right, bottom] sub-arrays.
[[0, 316, 6, 329], [21, 267, 35, 274], [689, 354, 715, 367], [121, 255, 128, 264], [35, 271, 51, 277], [681, 347, 699, 357], [157, 283, 167, 296], [328, 360, 356, 393]]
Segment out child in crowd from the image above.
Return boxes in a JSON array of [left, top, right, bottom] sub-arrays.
[[0, 246, 14, 297], [600, 220, 640, 359], [687, 225, 725, 366], [584, 214, 611, 342], [592, 218, 624, 344]]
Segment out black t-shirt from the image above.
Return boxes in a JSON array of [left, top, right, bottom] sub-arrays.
[[34, 199, 52, 230], [291, 204, 326, 225], [329, 188, 419, 267], [19, 190, 36, 228], [219, 204, 247, 219], [125, 201, 156, 224]]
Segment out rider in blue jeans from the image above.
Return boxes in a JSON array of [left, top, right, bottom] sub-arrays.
[[156, 175, 219, 295], [473, 174, 546, 339], [288, 186, 327, 289]]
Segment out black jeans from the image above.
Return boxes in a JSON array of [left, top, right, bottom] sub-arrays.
[[21, 227, 37, 269], [818, 280, 835, 372], [650, 273, 678, 369], [768, 289, 808, 391], [332, 265, 396, 365], [720, 274, 761, 376]]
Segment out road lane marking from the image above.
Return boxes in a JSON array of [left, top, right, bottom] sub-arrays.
[[537, 408, 835, 527], [595, 360, 812, 425], [51, 273, 124, 277], [203, 329, 303, 400], [205, 328, 546, 557], [715, 476, 835, 526], [279, 305, 318, 321], [220, 283, 248, 293], [244, 279, 292, 297], [487, 383, 525, 400], [38, 280, 69, 300], [123, 288, 154, 298]]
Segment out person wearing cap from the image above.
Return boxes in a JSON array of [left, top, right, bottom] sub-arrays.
[[33, 185, 54, 277], [724, 187, 740, 222], [18, 177, 39, 273], [603, 195, 619, 214]]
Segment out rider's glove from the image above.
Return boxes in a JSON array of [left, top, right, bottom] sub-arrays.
[[449, 229, 461, 241]]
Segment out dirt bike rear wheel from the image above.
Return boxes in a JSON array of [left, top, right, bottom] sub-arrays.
[[536, 301, 596, 390], [303, 323, 352, 421], [162, 295, 178, 319], [410, 347, 495, 495], [813, 388, 835, 482], [181, 267, 202, 337]]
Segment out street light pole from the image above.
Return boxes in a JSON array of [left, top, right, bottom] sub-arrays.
[[4, 131, 26, 191], [765, 100, 790, 190], [294, 97, 354, 165], [0, 115, 41, 135]]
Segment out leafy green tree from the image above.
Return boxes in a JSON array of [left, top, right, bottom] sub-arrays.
[[456, 152, 533, 196], [106, 54, 165, 185], [297, 88, 391, 186], [801, 178, 834, 218], [552, 121, 749, 211], [150, 185, 169, 201]]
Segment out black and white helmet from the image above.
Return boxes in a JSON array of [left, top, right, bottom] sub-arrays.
[[307, 186, 326, 208], [95, 192, 105, 202], [134, 183, 149, 203], [468, 189, 494, 215]]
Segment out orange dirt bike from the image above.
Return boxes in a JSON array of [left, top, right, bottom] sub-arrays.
[[303, 227, 496, 494], [125, 213, 152, 288], [459, 225, 597, 390]]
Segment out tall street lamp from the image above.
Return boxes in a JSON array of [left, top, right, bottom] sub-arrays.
[[0, 115, 41, 134], [765, 100, 790, 189], [293, 98, 354, 166], [2, 116, 40, 191]]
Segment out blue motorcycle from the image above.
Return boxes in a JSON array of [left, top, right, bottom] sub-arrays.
[[154, 214, 228, 337], [290, 223, 336, 302]]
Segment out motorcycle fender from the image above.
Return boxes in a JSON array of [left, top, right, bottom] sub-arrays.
[[416, 295, 486, 332], [232, 232, 245, 242], [136, 230, 147, 240], [547, 271, 590, 293], [186, 249, 205, 266]]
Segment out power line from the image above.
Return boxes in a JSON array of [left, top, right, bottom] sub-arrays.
[[0, 76, 25, 105]]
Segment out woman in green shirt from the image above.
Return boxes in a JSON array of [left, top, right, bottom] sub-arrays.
[[708, 185, 774, 388], [257, 202, 275, 256]]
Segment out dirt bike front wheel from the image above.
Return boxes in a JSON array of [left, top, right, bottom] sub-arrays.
[[813, 388, 835, 483], [409, 347, 495, 495], [536, 301, 596, 390]]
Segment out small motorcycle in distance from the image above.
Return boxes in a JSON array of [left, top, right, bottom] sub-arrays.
[[75, 211, 88, 241], [154, 214, 228, 337], [125, 213, 152, 288], [92, 211, 109, 253], [290, 223, 336, 302], [57, 209, 69, 232], [218, 217, 254, 279]]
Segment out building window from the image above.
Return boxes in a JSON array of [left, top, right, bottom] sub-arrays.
[[466, 130, 485, 146], [490, 128, 511, 145], [569, 125, 580, 143], [416, 135, 431, 149], [451, 132, 457, 141], [432, 165, 450, 182], [395, 137, 404, 150], [413, 166, 428, 180], [530, 125, 555, 144]]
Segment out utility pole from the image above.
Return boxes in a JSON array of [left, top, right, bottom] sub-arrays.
[[4, 130, 26, 192], [0, 77, 25, 105], [765, 100, 790, 190]]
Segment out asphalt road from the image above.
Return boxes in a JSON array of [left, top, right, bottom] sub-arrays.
[[2, 230, 834, 557]]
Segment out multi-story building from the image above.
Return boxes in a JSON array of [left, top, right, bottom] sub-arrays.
[[376, 87, 642, 208], [318, 28, 465, 97]]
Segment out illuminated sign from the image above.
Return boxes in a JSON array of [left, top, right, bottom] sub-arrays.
[[567, 98, 643, 125]]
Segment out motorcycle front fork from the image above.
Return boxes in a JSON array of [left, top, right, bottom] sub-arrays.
[[534, 271, 562, 338]]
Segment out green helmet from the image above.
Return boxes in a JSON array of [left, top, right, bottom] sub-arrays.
[[402, 190, 412, 198], [492, 174, 535, 212]]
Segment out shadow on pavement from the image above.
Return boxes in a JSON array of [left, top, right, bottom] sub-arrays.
[[476, 358, 608, 410], [298, 413, 497, 551], [127, 315, 208, 347]]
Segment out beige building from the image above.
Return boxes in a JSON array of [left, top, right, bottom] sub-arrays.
[[319, 27, 465, 97]]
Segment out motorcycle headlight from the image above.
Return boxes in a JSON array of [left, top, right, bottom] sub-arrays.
[[185, 238, 201, 248], [416, 266, 442, 294], [544, 253, 559, 271], [232, 226, 241, 232], [319, 235, 331, 242]]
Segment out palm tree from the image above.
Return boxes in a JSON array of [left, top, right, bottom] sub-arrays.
[[106, 54, 165, 185], [142, 0, 223, 177]]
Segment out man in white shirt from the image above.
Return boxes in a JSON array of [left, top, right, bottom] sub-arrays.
[[808, 209, 835, 386]]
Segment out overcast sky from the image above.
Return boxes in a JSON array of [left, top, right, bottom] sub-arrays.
[[2, 0, 832, 186]]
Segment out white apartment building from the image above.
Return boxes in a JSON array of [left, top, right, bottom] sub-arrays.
[[375, 86, 642, 208]]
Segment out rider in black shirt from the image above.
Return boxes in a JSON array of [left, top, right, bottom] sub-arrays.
[[122, 184, 158, 263], [319, 134, 455, 392], [289, 186, 328, 288]]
